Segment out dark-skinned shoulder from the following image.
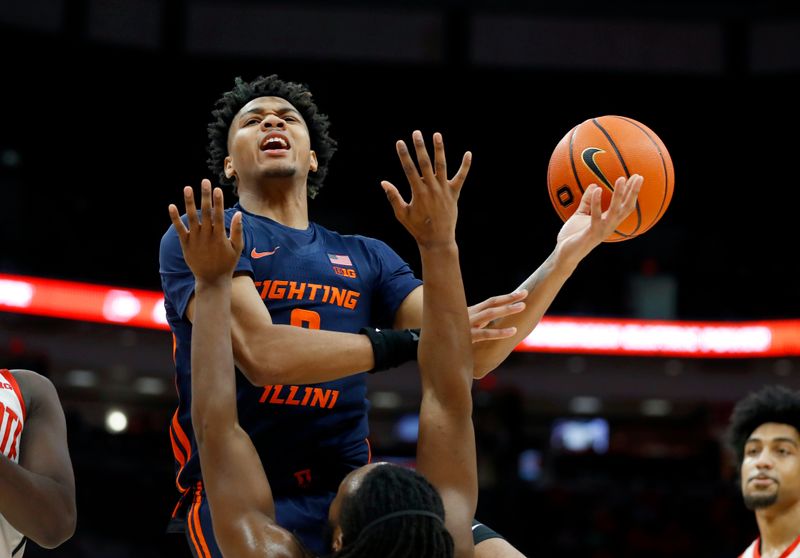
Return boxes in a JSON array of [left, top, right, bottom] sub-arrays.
[[9, 369, 57, 418]]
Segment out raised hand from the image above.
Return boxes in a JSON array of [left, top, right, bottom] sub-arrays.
[[381, 130, 471, 248], [168, 179, 244, 284], [555, 174, 643, 266]]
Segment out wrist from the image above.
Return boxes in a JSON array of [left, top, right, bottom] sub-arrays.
[[549, 245, 580, 277], [194, 277, 233, 292], [360, 328, 420, 373], [417, 240, 458, 254]]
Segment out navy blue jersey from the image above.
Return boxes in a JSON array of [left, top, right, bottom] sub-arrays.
[[160, 203, 421, 498]]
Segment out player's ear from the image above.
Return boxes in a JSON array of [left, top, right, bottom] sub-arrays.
[[331, 525, 343, 552], [309, 150, 318, 173], [224, 156, 237, 180]]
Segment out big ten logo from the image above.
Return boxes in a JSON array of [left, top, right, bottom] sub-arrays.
[[333, 266, 357, 279]]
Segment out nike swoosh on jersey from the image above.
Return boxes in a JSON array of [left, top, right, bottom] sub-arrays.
[[251, 246, 280, 259]]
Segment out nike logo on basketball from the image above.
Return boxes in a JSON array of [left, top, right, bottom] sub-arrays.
[[581, 147, 615, 191], [251, 246, 279, 259]]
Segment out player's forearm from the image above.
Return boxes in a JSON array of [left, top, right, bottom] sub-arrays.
[[192, 280, 238, 442], [233, 325, 375, 386], [419, 243, 473, 403], [0, 455, 75, 547], [197, 422, 279, 526], [472, 247, 576, 378], [193, 280, 283, 546]]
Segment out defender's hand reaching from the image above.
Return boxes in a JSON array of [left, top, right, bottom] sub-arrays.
[[381, 131, 471, 249], [468, 290, 528, 343], [168, 179, 244, 284]]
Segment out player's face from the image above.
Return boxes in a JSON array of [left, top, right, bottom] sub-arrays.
[[224, 96, 318, 190], [741, 422, 800, 511], [327, 463, 384, 552]]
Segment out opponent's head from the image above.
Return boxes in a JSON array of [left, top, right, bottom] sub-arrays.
[[327, 463, 454, 557], [207, 75, 337, 198], [728, 385, 800, 511]]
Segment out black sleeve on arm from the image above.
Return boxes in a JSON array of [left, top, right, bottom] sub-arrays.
[[472, 520, 506, 545], [360, 327, 420, 373]]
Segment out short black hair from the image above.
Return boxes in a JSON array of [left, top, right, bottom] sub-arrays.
[[206, 74, 337, 198], [335, 465, 454, 558], [728, 385, 800, 465]]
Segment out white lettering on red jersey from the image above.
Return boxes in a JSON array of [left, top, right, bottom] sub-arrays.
[[0, 369, 26, 557]]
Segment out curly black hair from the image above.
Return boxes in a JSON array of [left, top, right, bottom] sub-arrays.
[[206, 75, 337, 198], [335, 465, 454, 558], [728, 385, 800, 466]]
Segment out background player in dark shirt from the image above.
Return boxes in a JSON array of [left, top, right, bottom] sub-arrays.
[[728, 386, 800, 558], [0, 369, 76, 555], [160, 74, 641, 556]]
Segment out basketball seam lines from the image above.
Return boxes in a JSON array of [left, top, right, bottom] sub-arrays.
[[591, 118, 642, 238], [613, 115, 671, 228], [568, 126, 584, 196], [592, 118, 631, 179]]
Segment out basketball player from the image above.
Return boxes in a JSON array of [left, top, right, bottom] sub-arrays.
[[729, 385, 800, 558], [0, 369, 76, 555], [159, 74, 642, 555], [170, 126, 504, 556]]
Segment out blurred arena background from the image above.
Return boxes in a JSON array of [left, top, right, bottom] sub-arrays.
[[2, 0, 800, 556]]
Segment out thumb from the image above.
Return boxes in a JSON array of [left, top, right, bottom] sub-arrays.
[[230, 211, 244, 253], [381, 181, 408, 217]]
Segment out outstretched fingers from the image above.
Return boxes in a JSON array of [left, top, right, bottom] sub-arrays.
[[590, 185, 602, 229], [468, 290, 527, 329], [173, 182, 234, 245], [605, 174, 642, 222], [183, 186, 199, 230], [605, 176, 628, 216], [471, 326, 518, 343], [468, 290, 527, 316], [449, 151, 472, 193], [168, 204, 188, 242], [622, 174, 643, 212], [576, 183, 598, 216], [470, 301, 526, 329], [433, 132, 447, 179], [211, 187, 241, 250], [200, 179, 213, 229], [411, 130, 436, 185], [212, 187, 226, 229], [396, 140, 422, 190]]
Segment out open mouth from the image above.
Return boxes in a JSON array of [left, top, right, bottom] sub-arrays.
[[260, 133, 291, 152]]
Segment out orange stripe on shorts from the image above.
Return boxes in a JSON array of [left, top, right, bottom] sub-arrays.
[[191, 486, 212, 558]]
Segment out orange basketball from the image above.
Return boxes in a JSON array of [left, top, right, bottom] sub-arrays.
[[547, 115, 674, 242]]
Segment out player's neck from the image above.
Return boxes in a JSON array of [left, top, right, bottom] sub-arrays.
[[237, 180, 310, 229], [756, 501, 800, 557]]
